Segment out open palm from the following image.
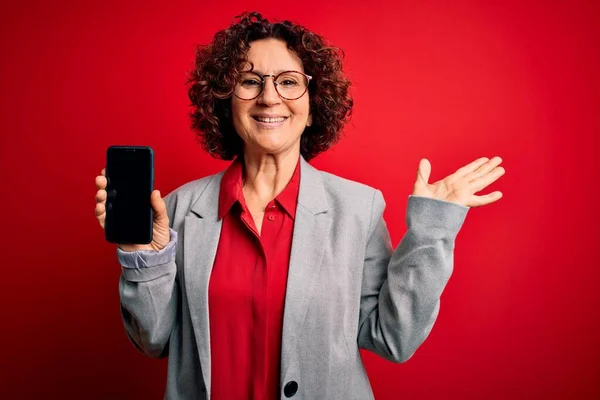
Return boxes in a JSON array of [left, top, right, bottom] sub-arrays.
[[411, 156, 506, 207]]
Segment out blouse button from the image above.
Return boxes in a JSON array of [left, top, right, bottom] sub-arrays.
[[268, 215, 275, 221], [283, 381, 298, 397]]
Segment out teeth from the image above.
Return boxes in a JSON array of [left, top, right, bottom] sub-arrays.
[[256, 117, 286, 123]]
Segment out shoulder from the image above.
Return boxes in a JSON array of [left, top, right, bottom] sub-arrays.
[[318, 170, 379, 199], [167, 172, 222, 200], [165, 172, 222, 203], [163, 171, 224, 220], [316, 169, 386, 219]]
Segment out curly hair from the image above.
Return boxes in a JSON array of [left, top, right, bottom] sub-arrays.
[[186, 11, 353, 161]]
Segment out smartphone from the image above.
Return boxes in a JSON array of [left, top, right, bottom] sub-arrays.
[[104, 145, 154, 244]]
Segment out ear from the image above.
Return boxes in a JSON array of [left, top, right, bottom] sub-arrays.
[[307, 113, 313, 127]]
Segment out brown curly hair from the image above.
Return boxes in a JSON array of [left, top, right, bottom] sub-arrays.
[[186, 11, 353, 161]]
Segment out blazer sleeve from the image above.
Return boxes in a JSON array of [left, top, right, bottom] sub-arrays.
[[116, 192, 180, 359], [356, 190, 469, 363]]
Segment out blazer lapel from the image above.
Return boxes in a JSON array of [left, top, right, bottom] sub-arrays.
[[280, 157, 331, 380], [184, 172, 224, 398]]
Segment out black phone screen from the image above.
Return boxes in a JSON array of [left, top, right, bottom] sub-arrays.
[[105, 146, 154, 244]]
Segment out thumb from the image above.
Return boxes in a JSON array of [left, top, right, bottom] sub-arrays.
[[416, 158, 431, 185], [151, 190, 168, 223]]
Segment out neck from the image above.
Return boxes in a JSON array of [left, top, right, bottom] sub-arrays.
[[241, 147, 300, 202]]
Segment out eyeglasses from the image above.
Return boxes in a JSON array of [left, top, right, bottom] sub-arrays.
[[233, 70, 312, 101]]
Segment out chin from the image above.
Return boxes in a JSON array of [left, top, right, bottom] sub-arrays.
[[249, 138, 298, 156], [257, 143, 288, 154]]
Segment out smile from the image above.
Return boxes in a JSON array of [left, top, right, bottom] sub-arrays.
[[252, 116, 288, 123]]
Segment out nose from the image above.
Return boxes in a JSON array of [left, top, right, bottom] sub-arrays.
[[257, 76, 281, 106]]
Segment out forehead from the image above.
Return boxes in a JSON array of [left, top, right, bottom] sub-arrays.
[[246, 38, 304, 74]]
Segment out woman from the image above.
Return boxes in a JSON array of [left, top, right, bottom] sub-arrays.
[[94, 12, 505, 400]]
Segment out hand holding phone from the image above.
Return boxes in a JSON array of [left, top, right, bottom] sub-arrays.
[[94, 146, 170, 252]]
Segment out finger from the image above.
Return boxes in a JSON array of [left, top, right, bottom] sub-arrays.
[[95, 202, 105, 218], [470, 166, 505, 192], [95, 202, 106, 228], [416, 158, 431, 185], [151, 190, 168, 224], [95, 189, 107, 204], [469, 191, 503, 207], [454, 157, 489, 179], [95, 175, 107, 190], [101, 168, 105, 176], [466, 156, 503, 182]]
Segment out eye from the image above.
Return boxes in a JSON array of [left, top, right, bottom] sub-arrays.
[[241, 79, 262, 87], [279, 79, 299, 87]]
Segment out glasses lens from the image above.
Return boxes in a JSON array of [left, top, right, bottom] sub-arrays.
[[234, 72, 263, 100], [233, 71, 309, 100], [275, 72, 308, 99]]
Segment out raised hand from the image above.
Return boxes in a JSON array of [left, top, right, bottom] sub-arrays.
[[412, 157, 506, 207], [94, 168, 171, 252]]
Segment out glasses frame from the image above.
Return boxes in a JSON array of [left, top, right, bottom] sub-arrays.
[[233, 70, 313, 101]]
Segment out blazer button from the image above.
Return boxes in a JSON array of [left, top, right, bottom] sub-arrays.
[[283, 381, 298, 397]]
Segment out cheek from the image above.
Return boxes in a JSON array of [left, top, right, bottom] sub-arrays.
[[230, 100, 242, 121], [291, 99, 311, 121], [231, 100, 249, 131]]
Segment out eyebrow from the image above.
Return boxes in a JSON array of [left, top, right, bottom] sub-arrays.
[[249, 69, 300, 75]]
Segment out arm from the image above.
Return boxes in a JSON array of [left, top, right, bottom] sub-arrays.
[[357, 191, 469, 363], [117, 193, 179, 359]]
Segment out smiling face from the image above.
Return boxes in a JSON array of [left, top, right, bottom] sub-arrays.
[[231, 38, 312, 159]]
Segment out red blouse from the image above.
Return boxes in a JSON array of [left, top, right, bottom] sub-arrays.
[[208, 156, 300, 399]]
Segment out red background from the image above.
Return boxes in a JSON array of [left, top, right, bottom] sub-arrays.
[[1, 0, 598, 398]]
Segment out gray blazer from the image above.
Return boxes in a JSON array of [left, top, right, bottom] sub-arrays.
[[117, 157, 469, 399]]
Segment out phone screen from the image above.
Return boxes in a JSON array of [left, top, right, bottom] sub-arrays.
[[105, 146, 154, 244]]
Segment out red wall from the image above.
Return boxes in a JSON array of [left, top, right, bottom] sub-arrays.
[[1, 0, 598, 398]]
